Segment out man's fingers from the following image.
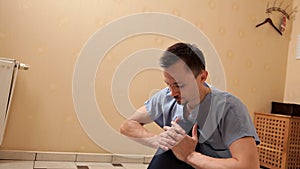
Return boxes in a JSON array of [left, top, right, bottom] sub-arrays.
[[171, 121, 186, 135], [158, 144, 169, 151], [163, 126, 171, 131], [192, 124, 198, 139], [164, 128, 183, 141], [157, 136, 177, 150], [174, 117, 180, 123]]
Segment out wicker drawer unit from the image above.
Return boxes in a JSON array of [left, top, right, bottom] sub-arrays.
[[254, 112, 300, 169]]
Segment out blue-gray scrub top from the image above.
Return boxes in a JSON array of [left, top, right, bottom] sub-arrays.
[[145, 84, 260, 158]]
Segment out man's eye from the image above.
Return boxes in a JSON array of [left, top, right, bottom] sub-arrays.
[[167, 83, 184, 88], [176, 84, 184, 88]]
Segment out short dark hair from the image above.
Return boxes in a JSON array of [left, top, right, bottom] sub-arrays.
[[159, 42, 206, 77]]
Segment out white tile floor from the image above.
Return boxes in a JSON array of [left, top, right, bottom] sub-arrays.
[[0, 160, 149, 169], [0, 151, 267, 169], [0, 160, 269, 169], [0, 151, 151, 169], [0, 160, 34, 169]]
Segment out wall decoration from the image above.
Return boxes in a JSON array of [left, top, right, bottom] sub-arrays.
[[256, 0, 297, 35]]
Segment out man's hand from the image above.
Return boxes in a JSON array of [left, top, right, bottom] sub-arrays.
[[157, 118, 186, 151], [171, 122, 198, 161]]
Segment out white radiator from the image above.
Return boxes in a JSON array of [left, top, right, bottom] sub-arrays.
[[0, 58, 29, 145]]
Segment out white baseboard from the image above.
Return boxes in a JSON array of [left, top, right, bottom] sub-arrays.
[[0, 150, 153, 164]]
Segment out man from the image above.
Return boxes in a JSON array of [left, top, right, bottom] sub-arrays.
[[120, 42, 260, 169]]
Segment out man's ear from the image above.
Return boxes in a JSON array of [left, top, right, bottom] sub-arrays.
[[198, 70, 208, 83]]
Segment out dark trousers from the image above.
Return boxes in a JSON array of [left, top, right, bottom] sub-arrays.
[[147, 148, 195, 169]]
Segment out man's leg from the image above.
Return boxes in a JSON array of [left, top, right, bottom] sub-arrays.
[[147, 149, 194, 169]]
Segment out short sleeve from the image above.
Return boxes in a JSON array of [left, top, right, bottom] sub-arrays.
[[220, 95, 260, 147], [144, 88, 172, 127], [144, 87, 181, 128]]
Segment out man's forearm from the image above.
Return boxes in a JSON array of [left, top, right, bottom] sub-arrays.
[[185, 151, 259, 169], [186, 152, 237, 169], [120, 119, 158, 149]]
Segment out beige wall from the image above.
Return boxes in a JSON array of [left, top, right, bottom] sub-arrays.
[[284, 0, 300, 104], [0, 0, 293, 153]]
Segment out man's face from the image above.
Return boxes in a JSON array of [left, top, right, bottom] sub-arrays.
[[163, 60, 200, 105]]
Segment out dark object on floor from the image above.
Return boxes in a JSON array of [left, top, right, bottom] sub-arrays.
[[77, 166, 89, 169]]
